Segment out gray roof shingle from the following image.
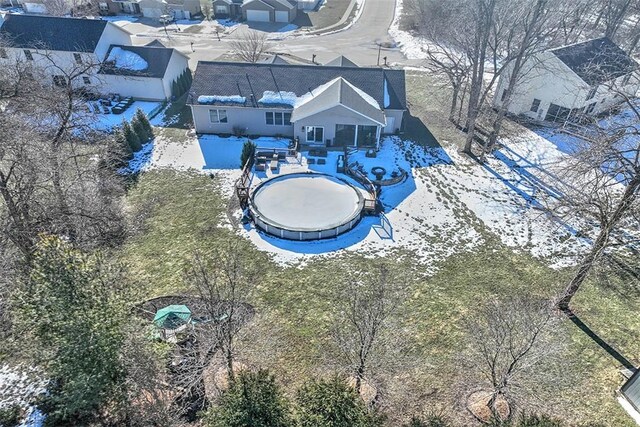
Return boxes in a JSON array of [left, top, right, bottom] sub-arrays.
[[551, 37, 638, 86], [189, 61, 406, 110], [0, 14, 108, 53], [290, 77, 386, 125], [98, 44, 175, 78]]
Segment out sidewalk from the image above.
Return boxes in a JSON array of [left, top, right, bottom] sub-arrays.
[[303, 0, 363, 36]]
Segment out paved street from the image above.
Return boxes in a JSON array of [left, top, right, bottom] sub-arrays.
[[123, 0, 409, 68]]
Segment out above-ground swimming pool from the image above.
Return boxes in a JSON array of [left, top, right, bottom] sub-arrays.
[[249, 172, 365, 240]]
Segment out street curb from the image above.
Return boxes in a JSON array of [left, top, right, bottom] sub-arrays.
[[301, 0, 364, 37]]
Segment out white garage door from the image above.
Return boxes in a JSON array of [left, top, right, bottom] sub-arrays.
[[246, 10, 270, 22], [275, 11, 289, 22]]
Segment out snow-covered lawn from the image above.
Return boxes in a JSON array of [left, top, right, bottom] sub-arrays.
[[100, 15, 138, 24], [0, 365, 47, 427], [135, 127, 591, 267], [389, 0, 431, 60], [90, 101, 165, 131]]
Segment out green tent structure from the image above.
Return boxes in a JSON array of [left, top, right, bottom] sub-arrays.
[[153, 304, 192, 330]]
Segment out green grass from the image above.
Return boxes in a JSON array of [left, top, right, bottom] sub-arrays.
[[118, 72, 640, 426]]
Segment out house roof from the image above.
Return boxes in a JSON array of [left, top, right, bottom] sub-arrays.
[[0, 14, 108, 53], [550, 37, 638, 86], [189, 61, 406, 110], [99, 44, 175, 78], [145, 39, 167, 48], [259, 54, 291, 65], [325, 55, 358, 67], [290, 77, 386, 125]]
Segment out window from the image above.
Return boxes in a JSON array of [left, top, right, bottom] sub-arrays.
[[585, 102, 596, 114], [586, 86, 597, 101], [306, 126, 324, 143], [500, 89, 508, 102], [265, 111, 292, 126], [53, 75, 67, 87], [530, 98, 541, 113], [73, 53, 82, 64], [23, 49, 33, 61], [209, 109, 228, 123], [0, 48, 7, 59], [215, 5, 227, 13], [99, 2, 108, 11], [82, 76, 91, 85]]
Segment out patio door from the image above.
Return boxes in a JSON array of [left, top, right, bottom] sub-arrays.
[[334, 124, 356, 147], [306, 126, 324, 144]]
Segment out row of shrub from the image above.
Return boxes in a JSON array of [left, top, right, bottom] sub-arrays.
[[203, 370, 579, 427], [172, 68, 193, 99], [115, 108, 155, 160]]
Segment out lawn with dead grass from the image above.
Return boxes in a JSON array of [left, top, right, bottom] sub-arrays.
[[118, 71, 640, 426]]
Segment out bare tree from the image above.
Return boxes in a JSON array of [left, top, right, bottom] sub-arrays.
[[464, 296, 561, 421], [230, 30, 272, 63], [0, 48, 126, 263], [332, 266, 401, 396], [185, 241, 260, 384], [552, 94, 640, 311]]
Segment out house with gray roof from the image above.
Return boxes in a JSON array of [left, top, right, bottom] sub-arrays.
[[0, 14, 189, 100], [188, 59, 406, 148], [493, 37, 640, 122], [212, 0, 297, 22]]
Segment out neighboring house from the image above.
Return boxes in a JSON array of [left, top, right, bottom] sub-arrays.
[[0, 14, 189, 100], [242, 0, 297, 23], [101, 0, 200, 18], [98, 44, 189, 99], [212, 0, 242, 19], [138, 0, 201, 19], [188, 58, 406, 149], [620, 370, 640, 422], [494, 37, 640, 123]]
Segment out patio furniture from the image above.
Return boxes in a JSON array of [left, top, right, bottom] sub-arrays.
[[270, 159, 278, 171], [307, 158, 316, 165], [318, 158, 326, 165], [371, 166, 386, 181]]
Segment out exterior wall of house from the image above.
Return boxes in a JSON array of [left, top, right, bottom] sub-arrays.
[[242, 0, 274, 21], [493, 52, 588, 121], [212, 0, 231, 17], [293, 105, 381, 146], [98, 74, 166, 100], [383, 109, 404, 134], [138, 0, 164, 18], [22, 1, 48, 13], [94, 23, 133, 60], [162, 51, 190, 99], [494, 51, 640, 121], [0, 48, 100, 89], [191, 104, 295, 135]]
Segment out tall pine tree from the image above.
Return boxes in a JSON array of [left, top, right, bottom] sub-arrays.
[[121, 120, 141, 152], [134, 108, 154, 140]]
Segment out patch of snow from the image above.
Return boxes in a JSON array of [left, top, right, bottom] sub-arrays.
[[383, 78, 390, 108], [214, 18, 239, 28], [0, 365, 48, 427], [106, 47, 148, 71], [101, 15, 138, 23], [258, 91, 299, 106], [120, 142, 154, 174], [388, 0, 430, 59], [198, 95, 246, 104], [277, 24, 298, 33]]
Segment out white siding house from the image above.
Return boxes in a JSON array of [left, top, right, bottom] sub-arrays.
[[493, 37, 640, 123], [0, 14, 189, 100]]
